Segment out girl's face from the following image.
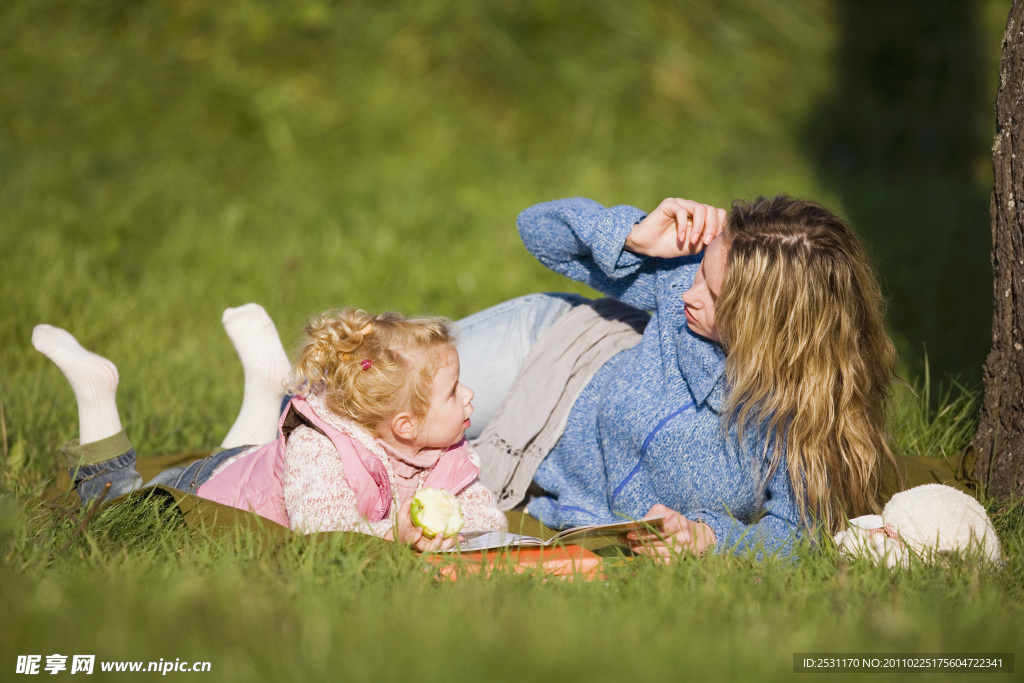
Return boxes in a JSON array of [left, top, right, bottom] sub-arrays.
[[415, 346, 475, 449], [681, 235, 729, 342]]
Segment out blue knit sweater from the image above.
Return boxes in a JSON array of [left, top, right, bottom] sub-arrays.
[[518, 198, 803, 557]]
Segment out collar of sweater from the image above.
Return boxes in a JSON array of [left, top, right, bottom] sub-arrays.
[[376, 439, 446, 505], [676, 325, 727, 411], [304, 387, 387, 458], [665, 265, 728, 411], [375, 438, 445, 471]]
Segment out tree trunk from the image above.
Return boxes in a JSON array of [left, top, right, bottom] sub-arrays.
[[974, 0, 1024, 497]]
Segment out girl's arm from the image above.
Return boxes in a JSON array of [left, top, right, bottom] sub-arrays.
[[283, 426, 394, 537], [516, 197, 724, 310], [455, 481, 508, 533], [285, 428, 463, 550]]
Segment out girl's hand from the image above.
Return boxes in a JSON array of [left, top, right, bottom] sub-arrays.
[[395, 497, 460, 552], [621, 503, 717, 562], [624, 198, 727, 258]]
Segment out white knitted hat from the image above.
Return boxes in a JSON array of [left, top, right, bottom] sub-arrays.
[[833, 484, 1001, 568]]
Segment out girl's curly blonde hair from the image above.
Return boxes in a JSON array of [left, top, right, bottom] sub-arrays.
[[288, 308, 455, 434], [715, 195, 901, 535]]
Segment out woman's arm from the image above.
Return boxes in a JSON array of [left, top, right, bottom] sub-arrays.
[[625, 198, 727, 258], [685, 469, 804, 560], [517, 198, 724, 310], [687, 457, 804, 559], [623, 504, 719, 560], [625, 459, 804, 561]]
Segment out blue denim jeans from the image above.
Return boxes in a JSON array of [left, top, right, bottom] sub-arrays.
[[67, 433, 251, 508], [455, 293, 587, 440]]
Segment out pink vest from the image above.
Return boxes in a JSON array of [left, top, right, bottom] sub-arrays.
[[196, 397, 480, 528]]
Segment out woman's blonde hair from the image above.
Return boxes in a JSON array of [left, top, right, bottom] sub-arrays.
[[289, 308, 455, 434], [715, 195, 900, 535]]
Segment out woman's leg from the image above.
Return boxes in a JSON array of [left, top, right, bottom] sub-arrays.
[[32, 325, 142, 504], [455, 293, 586, 440], [219, 303, 291, 449]]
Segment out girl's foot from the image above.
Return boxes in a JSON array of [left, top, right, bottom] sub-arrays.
[[32, 325, 122, 444], [220, 304, 291, 448]]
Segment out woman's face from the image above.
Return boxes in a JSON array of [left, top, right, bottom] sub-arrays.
[[681, 235, 729, 342]]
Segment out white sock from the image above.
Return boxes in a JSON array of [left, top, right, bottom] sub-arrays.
[[32, 325, 122, 445], [220, 304, 291, 448]]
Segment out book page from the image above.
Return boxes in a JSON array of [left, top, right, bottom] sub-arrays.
[[552, 515, 667, 543], [449, 531, 547, 552], [449, 516, 668, 552]]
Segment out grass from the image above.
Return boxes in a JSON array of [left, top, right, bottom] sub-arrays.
[[1, 1, 1021, 681], [889, 363, 980, 464], [2, 477, 1022, 682]]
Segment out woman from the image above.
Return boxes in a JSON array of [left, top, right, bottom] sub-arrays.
[[456, 196, 898, 560]]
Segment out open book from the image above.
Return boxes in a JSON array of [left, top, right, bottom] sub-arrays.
[[450, 516, 667, 552]]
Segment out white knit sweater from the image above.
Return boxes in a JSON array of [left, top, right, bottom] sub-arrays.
[[282, 390, 507, 537]]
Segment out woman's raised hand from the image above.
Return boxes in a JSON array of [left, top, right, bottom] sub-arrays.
[[621, 503, 717, 562], [624, 198, 727, 258]]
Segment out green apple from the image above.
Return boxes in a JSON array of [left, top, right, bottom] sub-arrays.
[[409, 488, 464, 538]]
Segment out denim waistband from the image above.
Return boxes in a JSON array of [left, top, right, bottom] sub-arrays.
[[61, 431, 133, 468]]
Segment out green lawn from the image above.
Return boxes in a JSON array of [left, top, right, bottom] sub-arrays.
[[1, 1, 1020, 681]]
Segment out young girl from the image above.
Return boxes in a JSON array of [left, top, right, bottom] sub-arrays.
[[33, 304, 507, 552]]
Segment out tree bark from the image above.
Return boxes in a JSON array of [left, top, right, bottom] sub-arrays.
[[974, 0, 1024, 497]]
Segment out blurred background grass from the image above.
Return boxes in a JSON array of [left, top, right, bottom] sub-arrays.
[[1, 0, 1007, 468], [1, 2, 1020, 680]]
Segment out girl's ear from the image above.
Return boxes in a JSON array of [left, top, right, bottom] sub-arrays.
[[390, 412, 419, 441]]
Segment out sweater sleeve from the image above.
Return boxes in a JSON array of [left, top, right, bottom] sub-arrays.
[[284, 426, 393, 537], [456, 481, 508, 533], [686, 454, 805, 560], [517, 198, 669, 311]]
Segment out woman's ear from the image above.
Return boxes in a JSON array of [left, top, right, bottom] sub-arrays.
[[389, 412, 419, 442]]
